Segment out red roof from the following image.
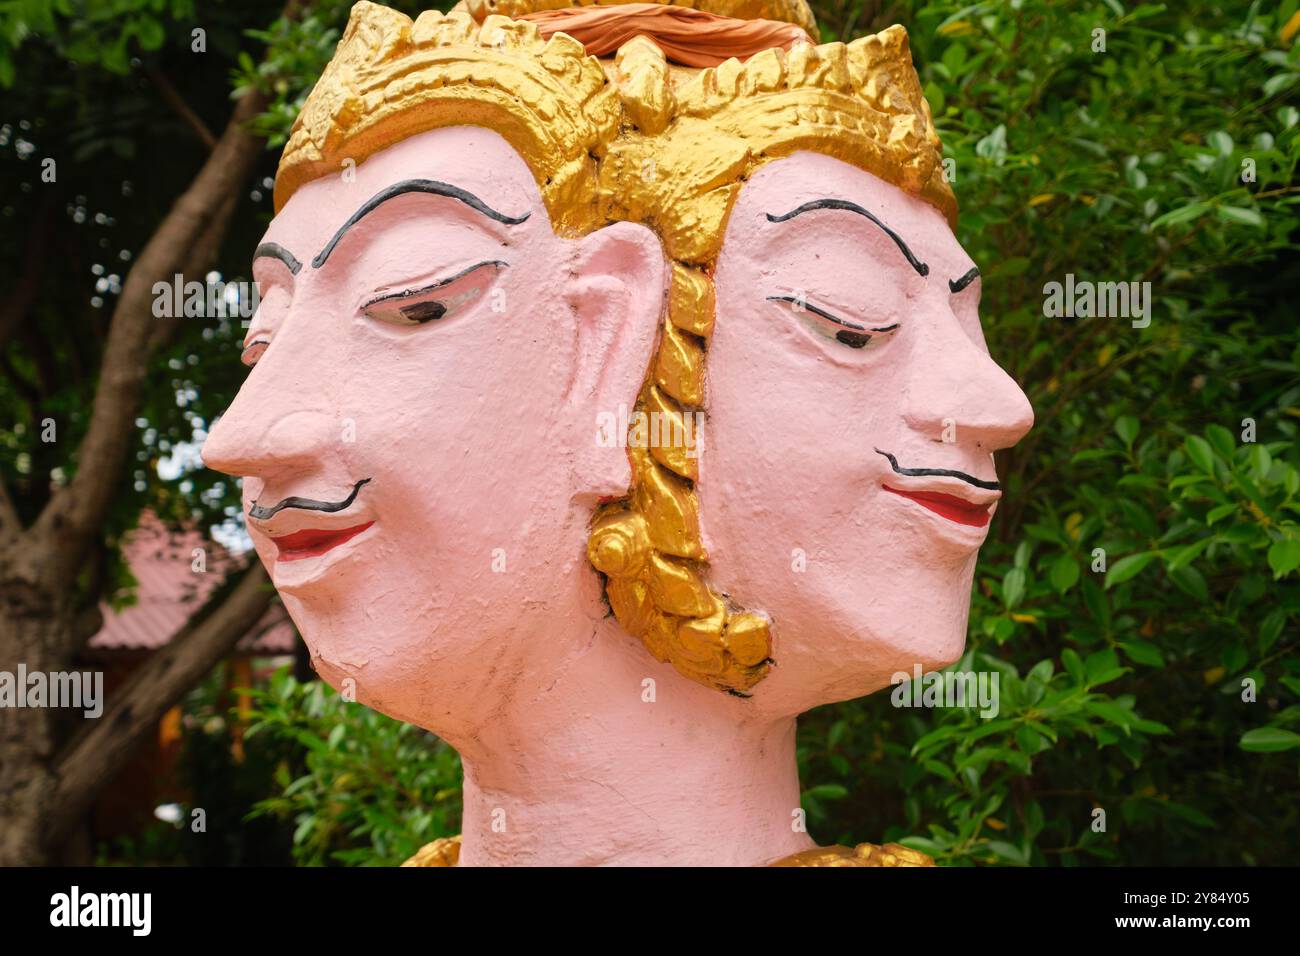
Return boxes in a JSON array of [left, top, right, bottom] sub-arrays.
[[88, 514, 296, 655]]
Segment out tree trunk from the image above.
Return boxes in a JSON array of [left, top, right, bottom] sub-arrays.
[[0, 559, 69, 865], [47, 564, 272, 848], [0, 79, 272, 865]]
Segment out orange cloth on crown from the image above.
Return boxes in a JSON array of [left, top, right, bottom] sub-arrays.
[[520, 3, 812, 67]]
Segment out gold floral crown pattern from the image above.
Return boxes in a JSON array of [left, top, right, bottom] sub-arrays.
[[274, 3, 619, 235]]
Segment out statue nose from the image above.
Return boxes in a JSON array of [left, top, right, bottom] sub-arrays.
[[900, 312, 1034, 452], [203, 403, 341, 480]]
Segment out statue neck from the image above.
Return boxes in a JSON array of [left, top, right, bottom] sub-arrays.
[[451, 616, 814, 866]]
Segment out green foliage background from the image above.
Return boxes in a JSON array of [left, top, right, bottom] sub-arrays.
[[2, 0, 1297, 865]]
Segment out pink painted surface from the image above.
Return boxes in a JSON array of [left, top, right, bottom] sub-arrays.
[[702, 152, 1035, 718], [203, 130, 1032, 866]]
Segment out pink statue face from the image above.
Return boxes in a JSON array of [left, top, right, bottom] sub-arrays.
[[202, 126, 664, 733], [700, 151, 1034, 715]]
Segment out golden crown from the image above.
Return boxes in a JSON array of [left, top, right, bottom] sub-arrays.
[[274, 3, 619, 234]]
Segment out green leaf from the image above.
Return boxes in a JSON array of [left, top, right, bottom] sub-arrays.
[[1002, 566, 1026, 608], [986, 840, 1030, 865], [1049, 553, 1080, 593], [803, 783, 849, 800], [134, 16, 165, 50], [1263, 72, 1299, 97], [1249, 444, 1272, 479], [1166, 536, 1213, 573], [1151, 202, 1209, 229], [1061, 648, 1085, 684], [1120, 639, 1165, 667], [1184, 435, 1216, 474], [1085, 648, 1124, 685], [1169, 565, 1210, 602], [1085, 699, 1135, 731], [1216, 206, 1265, 227], [1205, 424, 1237, 458], [1106, 552, 1154, 588], [1267, 539, 1300, 577], [1114, 415, 1139, 449], [1240, 727, 1300, 753], [1206, 503, 1237, 525], [1207, 130, 1233, 155]]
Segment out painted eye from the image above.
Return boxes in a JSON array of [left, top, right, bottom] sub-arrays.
[[241, 340, 269, 368], [767, 295, 899, 350], [833, 329, 873, 349], [363, 260, 505, 328]]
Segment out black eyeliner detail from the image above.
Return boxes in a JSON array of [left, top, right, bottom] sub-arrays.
[[767, 295, 901, 347], [949, 267, 980, 294], [362, 260, 506, 313], [254, 242, 302, 275], [768, 295, 864, 331], [249, 478, 372, 521], [874, 448, 999, 491], [313, 180, 529, 269], [766, 199, 930, 277]]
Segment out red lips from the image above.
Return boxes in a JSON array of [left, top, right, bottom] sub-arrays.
[[270, 522, 375, 561], [882, 486, 992, 527]]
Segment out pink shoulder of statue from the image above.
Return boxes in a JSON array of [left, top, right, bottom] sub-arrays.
[[201, 1, 1033, 867]]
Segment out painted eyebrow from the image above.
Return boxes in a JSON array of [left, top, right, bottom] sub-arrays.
[[253, 242, 302, 275], [313, 179, 530, 269], [949, 267, 980, 294], [765, 199, 930, 278]]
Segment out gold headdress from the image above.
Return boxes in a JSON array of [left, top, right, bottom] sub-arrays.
[[273, 2, 619, 235]]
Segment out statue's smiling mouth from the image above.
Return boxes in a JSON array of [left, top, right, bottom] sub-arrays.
[[873, 450, 1000, 528], [248, 478, 376, 562], [270, 522, 376, 562], [881, 487, 991, 527]]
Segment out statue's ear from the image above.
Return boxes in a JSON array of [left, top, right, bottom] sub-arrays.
[[564, 221, 667, 500]]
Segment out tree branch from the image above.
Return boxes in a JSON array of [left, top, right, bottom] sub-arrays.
[[146, 66, 218, 150], [0, 480, 18, 535], [33, 85, 269, 580], [45, 561, 273, 847]]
